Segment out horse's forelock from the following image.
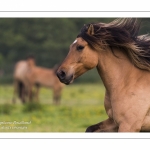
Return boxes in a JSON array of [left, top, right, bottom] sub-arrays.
[[77, 25, 98, 50]]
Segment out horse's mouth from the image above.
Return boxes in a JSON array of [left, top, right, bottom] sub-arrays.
[[60, 78, 73, 85], [63, 79, 73, 85]]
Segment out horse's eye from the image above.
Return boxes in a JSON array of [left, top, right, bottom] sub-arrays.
[[76, 45, 84, 51]]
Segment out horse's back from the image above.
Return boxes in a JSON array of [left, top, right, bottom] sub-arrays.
[[31, 66, 62, 88]]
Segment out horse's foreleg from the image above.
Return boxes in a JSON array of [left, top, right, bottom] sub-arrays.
[[86, 118, 118, 132], [34, 84, 40, 102], [53, 92, 61, 105], [53, 87, 62, 105], [27, 83, 34, 102], [21, 85, 26, 103], [117, 111, 147, 132]]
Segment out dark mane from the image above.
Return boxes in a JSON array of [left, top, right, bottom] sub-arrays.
[[77, 18, 150, 71]]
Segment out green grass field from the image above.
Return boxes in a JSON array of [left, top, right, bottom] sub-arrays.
[[0, 83, 107, 132]]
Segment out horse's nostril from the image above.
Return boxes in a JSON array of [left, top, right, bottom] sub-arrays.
[[60, 70, 66, 78], [57, 70, 66, 80]]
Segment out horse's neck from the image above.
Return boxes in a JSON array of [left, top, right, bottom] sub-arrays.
[[27, 59, 36, 68], [96, 48, 139, 93]]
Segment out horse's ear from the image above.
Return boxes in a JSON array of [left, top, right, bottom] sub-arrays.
[[87, 24, 94, 35]]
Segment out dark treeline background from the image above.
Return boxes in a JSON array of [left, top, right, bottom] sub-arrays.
[[0, 18, 150, 84]]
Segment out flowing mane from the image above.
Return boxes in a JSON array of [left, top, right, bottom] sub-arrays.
[[77, 18, 150, 71]]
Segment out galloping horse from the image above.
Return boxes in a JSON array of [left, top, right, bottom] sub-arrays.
[[57, 18, 150, 132]]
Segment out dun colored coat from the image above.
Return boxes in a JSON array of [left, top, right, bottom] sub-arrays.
[[57, 18, 150, 132]]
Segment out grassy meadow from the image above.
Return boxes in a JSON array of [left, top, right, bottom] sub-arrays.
[[0, 83, 107, 132]]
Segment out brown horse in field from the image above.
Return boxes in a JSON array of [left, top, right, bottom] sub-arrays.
[[57, 18, 150, 132], [13, 57, 64, 104], [28, 64, 64, 105]]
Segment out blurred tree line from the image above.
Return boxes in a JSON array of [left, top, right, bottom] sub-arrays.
[[0, 18, 150, 84]]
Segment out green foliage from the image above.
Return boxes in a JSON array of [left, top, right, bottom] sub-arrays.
[[22, 102, 44, 112], [0, 103, 14, 115]]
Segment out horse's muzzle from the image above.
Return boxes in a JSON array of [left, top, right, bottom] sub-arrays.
[[57, 70, 73, 85]]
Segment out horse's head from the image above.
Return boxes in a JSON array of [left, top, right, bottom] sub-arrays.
[[57, 36, 99, 85]]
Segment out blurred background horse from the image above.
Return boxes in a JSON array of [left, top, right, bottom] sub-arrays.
[[12, 56, 64, 104]]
